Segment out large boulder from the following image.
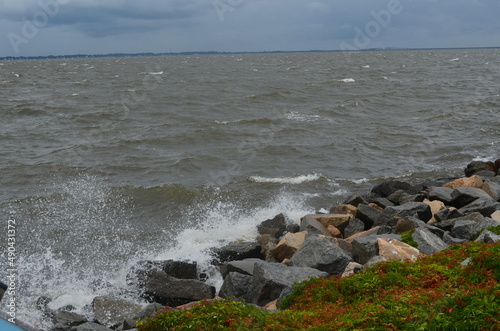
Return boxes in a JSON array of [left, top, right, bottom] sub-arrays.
[[137, 269, 215, 306], [376, 238, 420, 262], [434, 212, 484, 232], [219, 272, 253, 302], [301, 214, 351, 234], [252, 261, 328, 306], [162, 260, 197, 279], [443, 175, 483, 189], [482, 180, 500, 201], [411, 228, 448, 254], [343, 218, 366, 238], [221, 259, 261, 278], [383, 202, 432, 223], [289, 235, 353, 275], [272, 231, 307, 261], [356, 204, 389, 229], [257, 213, 287, 239], [464, 161, 495, 177], [371, 180, 419, 198], [92, 296, 143, 328], [434, 208, 464, 222], [351, 234, 401, 265], [51, 310, 87, 328], [458, 199, 500, 217], [300, 215, 329, 236], [450, 187, 493, 208], [211, 241, 262, 264], [428, 186, 454, 205]]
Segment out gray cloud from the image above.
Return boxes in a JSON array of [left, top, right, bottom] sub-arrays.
[[0, 0, 498, 57]]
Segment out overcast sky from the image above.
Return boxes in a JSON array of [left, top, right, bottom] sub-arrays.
[[1, 0, 499, 57]]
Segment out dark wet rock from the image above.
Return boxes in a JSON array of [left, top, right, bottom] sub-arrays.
[[465, 160, 495, 177], [51, 310, 87, 328], [92, 296, 143, 328], [252, 261, 328, 306], [342, 193, 369, 207], [290, 235, 353, 275], [343, 218, 366, 238], [450, 187, 493, 208], [383, 202, 432, 223], [458, 199, 500, 217], [211, 241, 262, 264], [137, 269, 215, 306], [351, 235, 401, 265], [371, 180, 419, 198], [434, 208, 464, 222], [412, 228, 448, 255], [372, 197, 395, 209], [434, 212, 485, 232], [219, 272, 253, 302], [387, 190, 425, 205], [257, 213, 287, 239], [221, 258, 261, 277], [452, 221, 479, 240], [356, 204, 387, 229], [428, 186, 454, 205], [162, 260, 198, 280]]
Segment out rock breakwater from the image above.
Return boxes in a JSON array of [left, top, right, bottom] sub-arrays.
[[2, 159, 500, 330]]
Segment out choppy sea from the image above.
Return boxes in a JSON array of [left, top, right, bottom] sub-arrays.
[[1, 49, 499, 328]]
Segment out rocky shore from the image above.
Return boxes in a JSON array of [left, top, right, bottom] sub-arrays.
[[2, 159, 500, 331]]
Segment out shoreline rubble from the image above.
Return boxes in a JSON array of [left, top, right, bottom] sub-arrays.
[[2, 159, 500, 330]]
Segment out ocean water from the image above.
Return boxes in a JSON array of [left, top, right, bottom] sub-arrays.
[[0, 49, 499, 328]]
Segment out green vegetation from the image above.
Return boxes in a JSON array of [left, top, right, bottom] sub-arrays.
[[137, 242, 500, 330], [400, 229, 418, 248]]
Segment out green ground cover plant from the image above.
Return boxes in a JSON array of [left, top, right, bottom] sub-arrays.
[[137, 242, 500, 330]]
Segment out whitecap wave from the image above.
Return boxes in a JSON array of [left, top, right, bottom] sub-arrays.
[[339, 78, 355, 83], [249, 173, 322, 184]]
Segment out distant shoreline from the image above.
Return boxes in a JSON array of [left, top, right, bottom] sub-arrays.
[[1, 46, 499, 61]]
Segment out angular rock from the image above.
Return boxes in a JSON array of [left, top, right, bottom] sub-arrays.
[[428, 186, 454, 204], [434, 212, 485, 232], [442, 233, 467, 245], [163, 260, 197, 280], [290, 235, 353, 275], [219, 272, 253, 302], [92, 296, 143, 328], [387, 190, 425, 205], [395, 217, 426, 234], [305, 214, 351, 232], [434, 208, 464, 222], [377, 238, 420, 262], [450, 187, 494, 208], [252, 261, 328, 306], [383, 202, 432, 223], [326, 225, 342, 238], [475, 230, 500, 243], [351, 234, 401, 265], [371, 180, 419, 198], [138, 269, 215, 306], [443, 175, 483, 189], [341, 262, 363, 278], [458, 199, 500, 217], [491, 210, 500, 222], [482, 180, 500, 201], [423, 199, 446, 224], [68, 322, 112, 331], [451, 220, 478, 240], [52, 310, 87, 328], [256, 234, 278, 262], [257, 213, 287, 239], [300, 215, 329, 236], [343, 218, 365, 238], [329, 204, 358, 217], [356, 204, 387, 229], [364, 256, 388, 268], [211, 242, 262, 264], [272, 231, 306, 261], [342, 193, 369, 207], [464, 161, 495, 177], [411, 228, 448, 255], [475, 170, 497, 179], [121, 303, 162, 330], [371, 197, 395, 209], [221, 258, 261, 277], [345, 226, 385, 243]]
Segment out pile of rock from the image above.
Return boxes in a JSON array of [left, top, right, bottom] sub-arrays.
[[4, 160, 500, 331]]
